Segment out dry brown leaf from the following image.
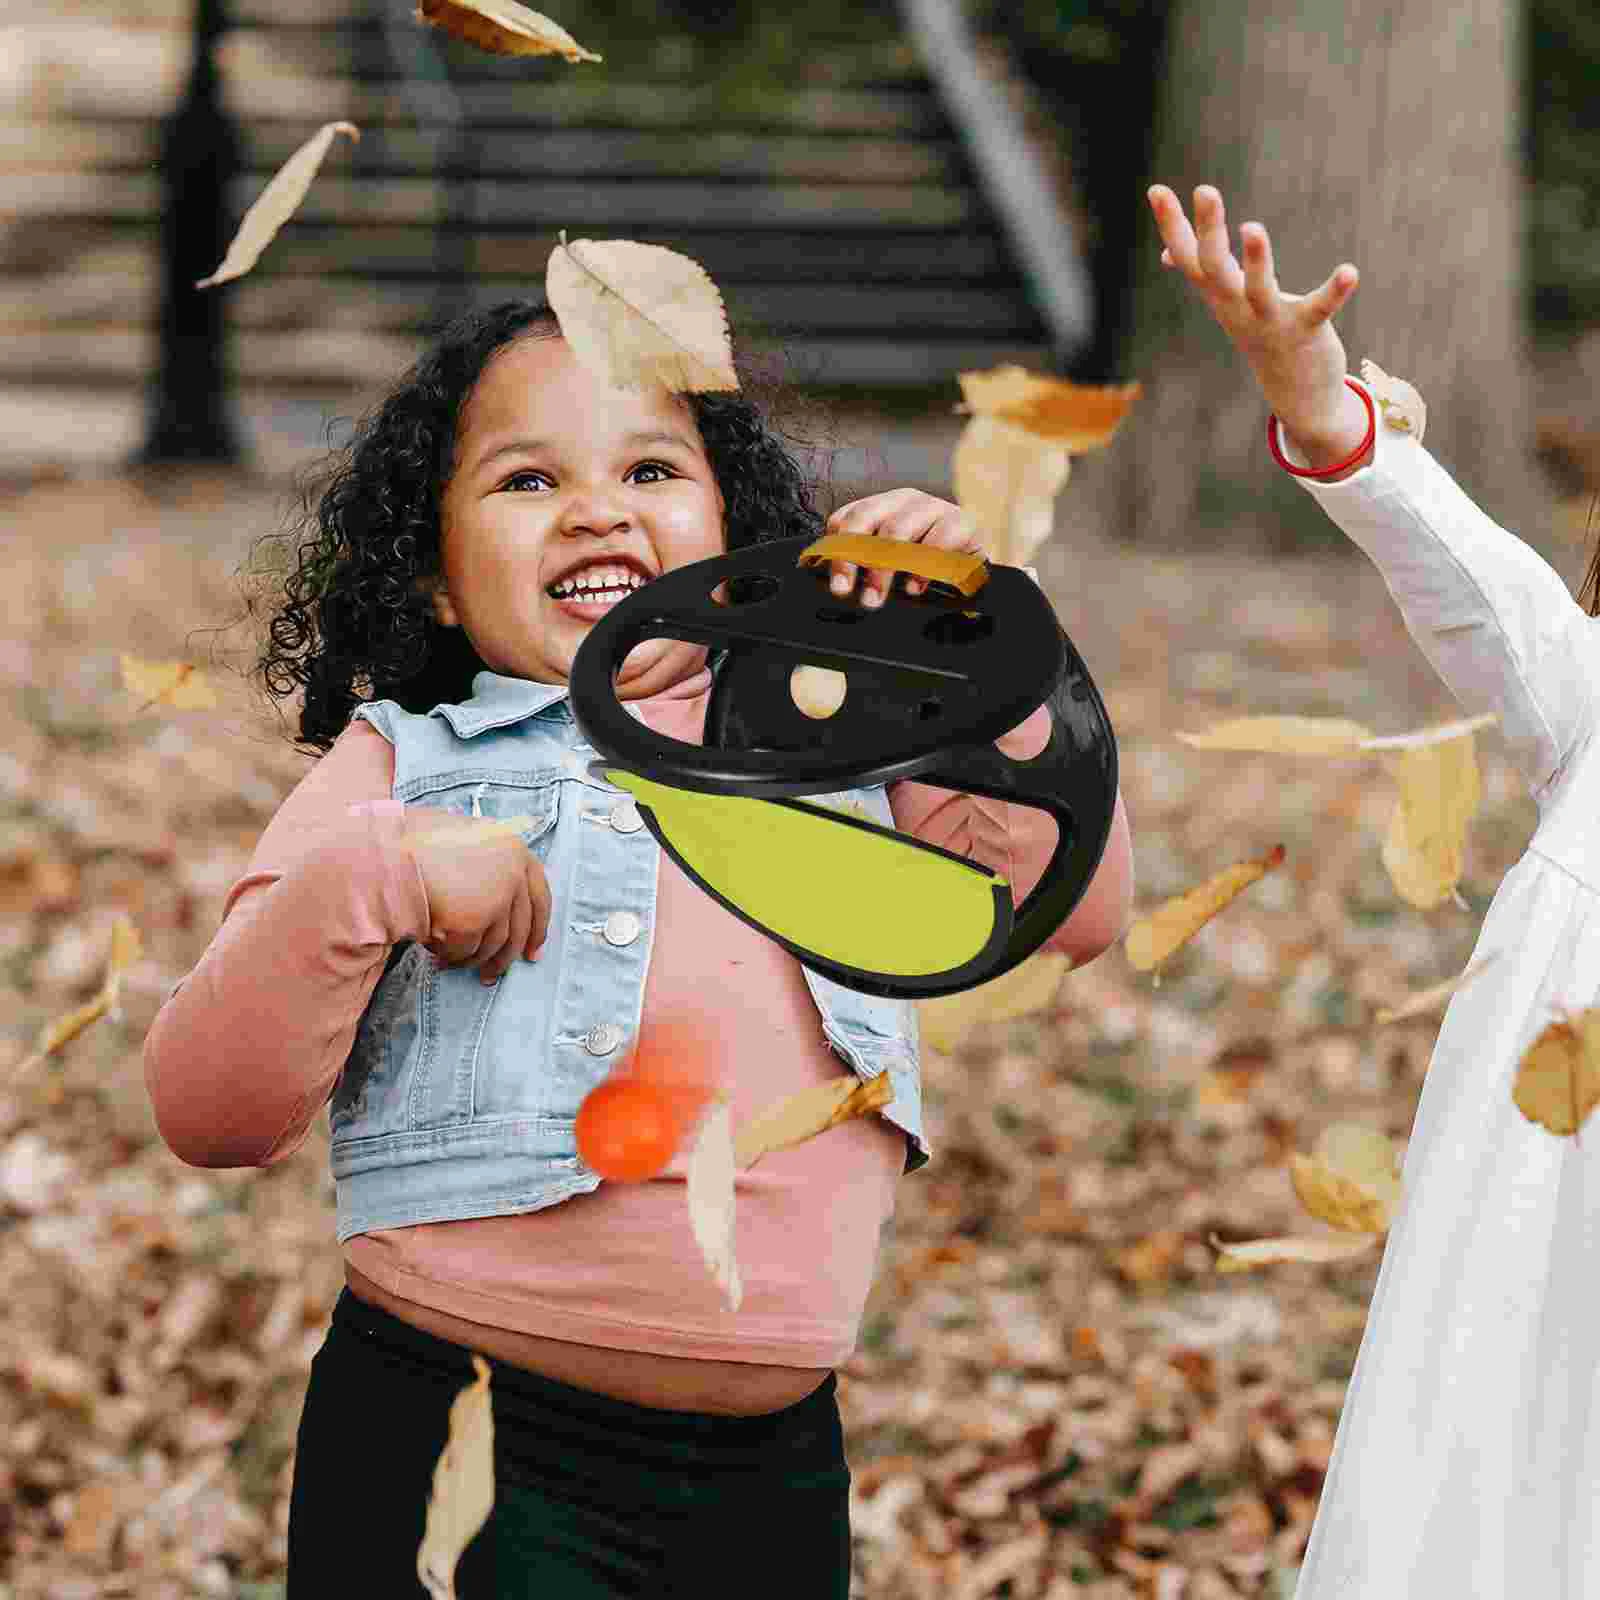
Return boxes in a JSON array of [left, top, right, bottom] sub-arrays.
[[915, 950, 1073, 1056], [733, 1073, 893, 1170], [1374, 950, 1502, 1024], [62, 1475, 137, 1562], [10, 914, 141, 1084], [956, 365, 1142, 450], [414, 0, 602, 60], [416, 1354, 495, 1599], [1115, 1230, 1186, 1286], [1175, 715, 1373, 756], [951, 414, 1071, 569], [1124, 845, 1285, 973], [196, 122, 358, 288], [1378, 730, 1482, 909], [546, 235, 737, 394], [1512, 1009, 1600, 1138], [685, 1095, 741, 1311], [119, 654, 218, 713], [1289, 1122, 1401, 1233], [1210, 1231, 1382, 1274], [1360, 358, 1427, 445]]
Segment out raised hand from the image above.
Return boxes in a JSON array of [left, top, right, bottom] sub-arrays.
[[1147, 183, 1369, 460]]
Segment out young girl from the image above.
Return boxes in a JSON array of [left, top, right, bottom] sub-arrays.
[[1151, 182, 1600, 1597], [143, 297, 1134, 1597]]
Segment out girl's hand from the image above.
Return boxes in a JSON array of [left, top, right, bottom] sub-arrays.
[[1147, 183, 1362, 446], [400, 808, 552, 985], [822, 489, 985, 605]]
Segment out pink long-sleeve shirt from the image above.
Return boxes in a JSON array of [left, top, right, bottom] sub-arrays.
[[144, 666, 1130, 1367]]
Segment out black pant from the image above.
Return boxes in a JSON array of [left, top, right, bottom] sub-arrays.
[[285, 1288, 853, 1597]]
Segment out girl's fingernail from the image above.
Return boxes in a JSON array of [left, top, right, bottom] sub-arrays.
[[864, 587, 882, 607]]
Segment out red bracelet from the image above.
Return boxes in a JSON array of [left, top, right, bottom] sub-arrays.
[[1266, 377, 1376, 479]]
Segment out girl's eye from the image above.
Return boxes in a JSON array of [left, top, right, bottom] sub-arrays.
[[500, 462, 675, 492]]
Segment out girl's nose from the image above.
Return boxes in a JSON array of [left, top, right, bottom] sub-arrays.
[[559, 486, 632, 533]]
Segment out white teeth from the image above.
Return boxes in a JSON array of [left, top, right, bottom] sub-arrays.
[[548, 568, 646, 599]]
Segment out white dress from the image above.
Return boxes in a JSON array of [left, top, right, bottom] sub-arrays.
[[1281, 380, 1600, 1597]]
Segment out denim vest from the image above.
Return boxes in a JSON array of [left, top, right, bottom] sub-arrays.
[[330, 666, 930, 1244]]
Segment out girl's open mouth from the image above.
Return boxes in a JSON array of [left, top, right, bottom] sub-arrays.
[[546, 576, 647, 621], [549, 589, 632, 620]]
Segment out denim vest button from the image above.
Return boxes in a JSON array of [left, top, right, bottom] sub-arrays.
[[584, 1022, 624, 1056], [603, 910, 641, 946], [609, 800, 643, 833]]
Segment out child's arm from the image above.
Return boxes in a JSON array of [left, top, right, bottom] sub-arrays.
[[890, 751, 1134, 969], [1150, 183, 1597, 802], [823, 489, 1135, 967], [142, 723, 428, 1169]]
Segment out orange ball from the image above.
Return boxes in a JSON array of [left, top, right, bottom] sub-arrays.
[[575, 1022, 721, 1182], [573, 1075, 696, 1182]]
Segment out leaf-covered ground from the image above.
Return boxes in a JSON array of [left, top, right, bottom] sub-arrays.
[[0, 464, 1580, 1598]]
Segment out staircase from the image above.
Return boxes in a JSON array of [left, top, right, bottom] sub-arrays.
[[2, 0, 1056, 479]]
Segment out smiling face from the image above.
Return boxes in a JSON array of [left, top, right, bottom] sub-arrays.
[[429, 334, 727, 699]]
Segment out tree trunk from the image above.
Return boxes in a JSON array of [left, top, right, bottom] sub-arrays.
[[1069, 0, 1563, 574]]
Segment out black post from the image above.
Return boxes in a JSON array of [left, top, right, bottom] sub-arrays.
[[134, 0, 246, 469]]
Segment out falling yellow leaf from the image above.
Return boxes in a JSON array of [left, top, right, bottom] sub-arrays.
[[685, 1096, 741, 1311], [1378, 730, 1481, 909], [1210, 1231, 1382, 1274], [915, 950, 1073, 1055], [956, 365, 1141, 451], [196, 122, 359, 288], [416, 1355, 495, 1600], [733, 1073, 892, 1170], [1512, 1009, 1600, 1138], [414, 0, 601, 60], [1124, 845, 1285, 973], [546, 235, 737, 394], [951, 413, 1071, 568], [1175, 711, 1492, 911], [1360, 359, 1427, 445], [119, 654, 218, 713], [1357, 712, 1496, 751], [1374, 950, 1501, 1024], [1176, 715, 1373, 756], [1289, 1122, 1401, 1233], [10, 915, 141, 1084]]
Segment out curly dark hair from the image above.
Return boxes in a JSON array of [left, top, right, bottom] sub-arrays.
[[245, 298, 832, 756]]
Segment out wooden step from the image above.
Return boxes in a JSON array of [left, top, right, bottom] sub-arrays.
[[0, 327, 1049, 389], [7, 6, 918, 80], [6, 120, 962, 185], [1, 171, 979, 231], [0, 268, 1043, 339], [215, 24, 930, 88], [24, 36, 943, 134], [0, 222, 1019, 284]]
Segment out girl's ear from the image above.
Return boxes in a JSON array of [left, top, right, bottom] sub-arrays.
[[415, 574, 460, 628]]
